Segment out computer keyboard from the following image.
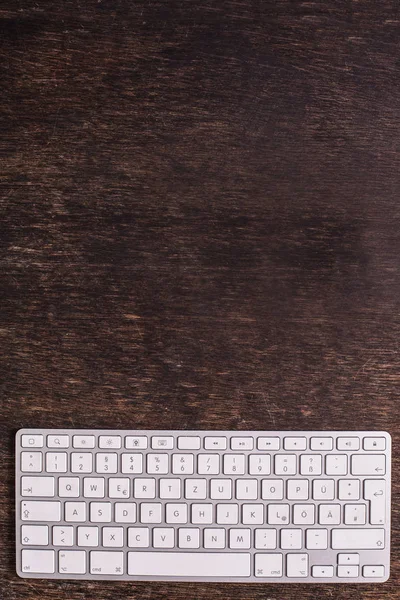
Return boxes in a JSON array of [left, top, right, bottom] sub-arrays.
[[16, 429, 391, 583]]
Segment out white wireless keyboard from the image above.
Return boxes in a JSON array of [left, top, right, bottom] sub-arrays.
[[16, 429, 391, 583]]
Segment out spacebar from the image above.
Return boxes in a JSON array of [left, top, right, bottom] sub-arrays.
[[128, 552, 251, 577]]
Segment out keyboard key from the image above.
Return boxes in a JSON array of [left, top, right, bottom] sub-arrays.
[[242, 504, 264, 525], [216, 503, 239, 524], [21, 500, 61, 522], [364, 479, 386, 525], [337, 437, 360, 451], [326, 454, 347, 475], [351, 454, 386, 476], [293, 504, 315, 525], [281, 529, 302, 550], [255, 553, 283, 577], [109, 477, 130, 498], [310, 437, 333, 451], [229, 528, 251, 549], [21, 476, 55, 497], [73, 435, 95, 449], [21, 525, 49, 546], [185, 478, 207, 499], [59, 477, 80, 497], [172, 454, 194, 475], [160, 478, 181, 499], [65, 501, 86, 522], [198, 454, 220, 475], [191, 503, 213, 524], [236, 479, 258, 500], [53, 526, 74, 546], [223, 454, 245, 475], [338, 565, 358, 577], [140, 503, 162, 523], [47, 435, 69, 448], [99, 436, 121, 449], [115, 502, 136, 523], [313, 479, 335, 500], [255, 529, 277, 549], [128, 527, 149, 547], [363, 565, 385, 577], [83, 478, 105, 498], [231, 437, 254, 450], [210, 479, 232, 500], [22, 549, 55, 574], [300, 454, 322, 476], [46, 452, 68, 473], [59, 550, 86, 574], [90, 551, 124, 575], [284, 437, 307, 451], [312, 565, 334, 577], [262, 479, 284, 500], [151, 436, 174, 450], [96, 453, 118, 474], [178, 528, 200, 548], [249, 454, 271, 475], [21, 452, 42, 472], [332, 528, 385, 549], [128, 552, 251, 577], [134, 478, 156, 498], [77, 526, 99, 546], [103, 527, 123, 547], [204, 437, 227, 450], [165, 503, 188, 524], [306, 528, 328, 549], [287, 553, 308, 577], [275, 454, 296, 475], [153, 527, 175, 548], [21, 435, 44, 448], [257, 437, 280, 450], [204, 528, 226, 548], [147, 453, 169, 474], [319, 504, 341, 525], [287, 480, 309, 500], [338, 479, 360, 500], [71, 453, 93, 473], [344, 504, 366, 525], [178, 436, 201, 450], [338, 553, 359, 564], [267, 504, 289, 525], [121, 453, 143, 474], [90, 502, 112, 523], [363, 436, 386, 450], [125, 436, 147, 449]]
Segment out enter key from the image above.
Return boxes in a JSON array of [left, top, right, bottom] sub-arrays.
[[364, 480, 386, 525]]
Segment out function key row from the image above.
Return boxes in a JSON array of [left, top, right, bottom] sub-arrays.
[[21, 435, 387, 452]]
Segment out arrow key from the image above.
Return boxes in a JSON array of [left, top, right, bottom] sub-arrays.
[[338, 554, 359, 565], [363, 565, 385, 578], [312, 565, 334, 578]]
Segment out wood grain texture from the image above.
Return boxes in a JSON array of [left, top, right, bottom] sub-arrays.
[[1, 1, 399, 598]]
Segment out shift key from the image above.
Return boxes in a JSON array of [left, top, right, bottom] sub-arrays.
[[332, 529, 385, 550]]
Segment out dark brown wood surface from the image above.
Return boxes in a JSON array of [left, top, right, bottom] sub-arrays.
[[1, 1, 399, 598]]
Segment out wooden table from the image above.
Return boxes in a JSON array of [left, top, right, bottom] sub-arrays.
[[1, 1, 399, 598]]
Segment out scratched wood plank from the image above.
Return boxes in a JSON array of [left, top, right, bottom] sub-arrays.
[[0, 1, 399, 599]]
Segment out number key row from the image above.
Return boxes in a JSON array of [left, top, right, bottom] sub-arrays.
[[21, 452, 386, 476]]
